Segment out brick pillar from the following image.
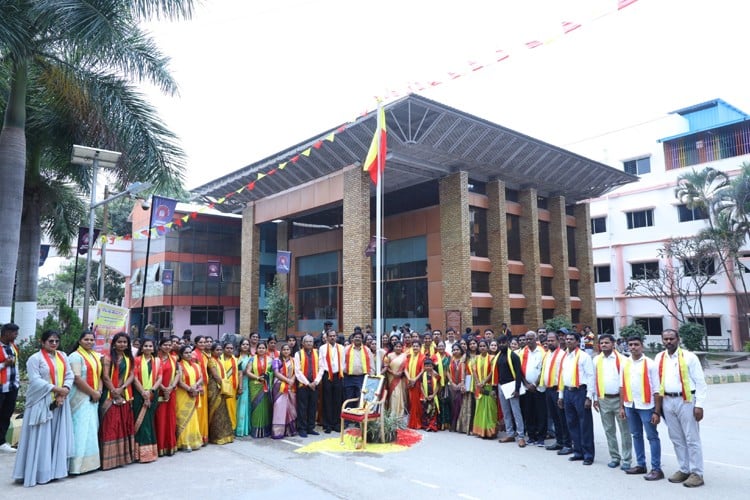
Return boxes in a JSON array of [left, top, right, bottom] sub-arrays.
[[440, 172, 472, 329], [487, 180, 510, 327], [549, 195, 571, 317], [519, 188, 542, 328], [240, 203, 260, 334], [574, 202, 596, 329], [342, 167, 372, 332]]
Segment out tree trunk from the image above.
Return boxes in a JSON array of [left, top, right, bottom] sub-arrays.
[[0, 60, 28, 323], [16, 186, 41, 340]]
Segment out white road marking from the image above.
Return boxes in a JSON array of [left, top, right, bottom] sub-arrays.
[[410, 479, 439, 489], [355, 461, 385, 472], [281, 439, 302, 448], [662, 452, 750, 471], [320, 451, 342, 459]]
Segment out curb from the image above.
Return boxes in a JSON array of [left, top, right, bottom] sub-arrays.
[[704, 372, 750, 384]]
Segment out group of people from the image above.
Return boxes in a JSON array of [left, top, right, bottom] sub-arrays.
[[0, 321, 707, 489], [377, 325, 707, 489]]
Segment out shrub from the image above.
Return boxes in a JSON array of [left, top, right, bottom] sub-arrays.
[[619, 322, 647, 341], [679, 322, 705, 351], [544, 315, 573, 334], [744, 341, 750, 353]]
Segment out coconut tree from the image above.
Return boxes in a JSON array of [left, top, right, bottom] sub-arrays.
[[0, 0, 195, 324]]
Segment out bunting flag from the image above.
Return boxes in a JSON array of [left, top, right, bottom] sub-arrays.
[[91, 0, 640, 246], [363, 105, 387, 185]]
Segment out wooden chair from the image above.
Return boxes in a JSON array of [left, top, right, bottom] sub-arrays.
[[339, 375, 386, 450]]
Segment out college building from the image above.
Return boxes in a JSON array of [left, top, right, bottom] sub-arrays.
[[170, 94, 633, 337]]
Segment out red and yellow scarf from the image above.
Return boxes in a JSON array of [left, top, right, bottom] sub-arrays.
[[300, 349, 319, 381], [220, 354, 238, 389], [422, 373, 440, 412], [135, 355, 160, 391], [658, 348, 692, 402], [324, 343, 343, 380], [279, 357, 295, 393], [109, 355, 133, 401], [76, 346, 101, 391], [41, 349, 66, 402], [623, 357, 652, 404], [594, 351, 622, 398], [251, 354, 270, 392], [558, 348, 582, 392], [344, 346, 370, 375]]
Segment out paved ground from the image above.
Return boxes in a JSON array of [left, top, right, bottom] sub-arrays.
[[1, 379, 747, 500]]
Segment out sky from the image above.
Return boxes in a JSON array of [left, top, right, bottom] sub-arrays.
[[138, 0, 750, 192]]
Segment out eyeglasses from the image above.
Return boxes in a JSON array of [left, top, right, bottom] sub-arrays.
[[47, 339, 60, 344]]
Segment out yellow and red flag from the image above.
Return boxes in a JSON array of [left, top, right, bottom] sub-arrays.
[[363, 106, 387, 184]]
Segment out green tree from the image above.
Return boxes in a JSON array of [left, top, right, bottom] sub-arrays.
[[0, 0, 195, 324], [679, 322, 706, 351], [618, 322, 647, 341], [544, 315, 573, 334], [265, 276, 295, 336]]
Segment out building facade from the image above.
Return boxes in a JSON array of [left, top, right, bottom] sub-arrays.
[[579, 99, 750, 350], [192, 95, 634, 338]]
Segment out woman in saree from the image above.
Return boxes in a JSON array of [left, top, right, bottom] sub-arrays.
[[206, 343, 235, 445], [67, 330, 102, 474], [435, 341, 452, 430], [132, 338, 162, 462], [447, 343, 469, 433], [12, 330, 74, 487], [248, 331, 260, 356], [271, 344, 297, 438], [235, 338, 252, 437], [384, 341, 407, 419], [175, 345, 203, 451], [419, 358, 440, 432], [191, 335, 210, 445], [286, 335, 299, 357], [220, 342, 239, 431], [470, 339, 499, 439], [267, 335, 280, 359], [246, 341, 272, 438], [100, 332, 135, 470], [405, 340, 425, 429], [155, 338, 180, 457]]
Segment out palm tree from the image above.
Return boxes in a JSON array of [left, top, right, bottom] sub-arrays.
[[0, 0, 195, 325]]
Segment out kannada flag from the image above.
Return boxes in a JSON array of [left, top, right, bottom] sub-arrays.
[[363, 105, 387, 185]]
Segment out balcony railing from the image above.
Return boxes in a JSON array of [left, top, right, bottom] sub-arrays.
[[664, 121, 750, 170]]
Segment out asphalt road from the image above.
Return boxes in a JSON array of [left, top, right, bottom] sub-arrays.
[[2, 382, 748, 499]]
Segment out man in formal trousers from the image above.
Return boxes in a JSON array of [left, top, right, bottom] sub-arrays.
[[319, 329, 344, 433], [655, 328, 707, 488], [295, 335, 323, 437], [593, 333, 633, 470], [342, 327, 375, 408], [541, 328, 571, 454], [558, 330, 595, 465]]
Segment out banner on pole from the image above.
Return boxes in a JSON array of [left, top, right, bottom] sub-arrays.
[[92, 302, 129, 354], [77, 227, 101, 255], [207, 260, 222, 281], [150, 196, 178, 235], [162, 268, 174, 285], [364, 236, 387, 257], [276, 250, 291, 274], [39, 245, 50, 267]]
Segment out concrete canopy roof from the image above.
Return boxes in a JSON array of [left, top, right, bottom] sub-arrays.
[[192, 94, 636, 212]]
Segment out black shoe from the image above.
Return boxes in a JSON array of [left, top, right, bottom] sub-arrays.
[[308, 430, 320, 436], [557, 447, 573, 455], [568, 455, 584, 461], [583, 459, 593, 466], [324, 429, 332, 434], [546, 444, 563, 451], [298, 432, 308, 438]]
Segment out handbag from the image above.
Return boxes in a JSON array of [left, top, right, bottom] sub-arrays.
[[220, 378, 234, 397]]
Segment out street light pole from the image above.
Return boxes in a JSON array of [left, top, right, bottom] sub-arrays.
[[82, 160, 100, 329]]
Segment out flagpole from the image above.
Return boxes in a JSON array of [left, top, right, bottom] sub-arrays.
[[375, 101, 384, 375], [139, 199, 155, 339]]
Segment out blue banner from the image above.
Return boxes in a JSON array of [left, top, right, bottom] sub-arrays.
[[162, 268, 174, 285], [276, 250, 291, 274], [39, 245, 50, 267], [150, 196, 178, 235]]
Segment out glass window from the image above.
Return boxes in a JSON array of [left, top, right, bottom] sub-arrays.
[[538, 220, 550, 264], [594, 265, 611, 283], [469, 206, 488, 257], [571, 309, 581, 325], [569, 279, 579, 297], [510, 308, 525, 325], [634, 317, 663, 336], [631, 261, 659, 279], [677, 204, 709, 222], [508, 274, 523, 294], [541, 277, 553, 296], [684, 258, 715, 276], [623, 157, 651, 175], [542, 308, 554, 321], [297, 251, 340, 332], [567, 226, 577, 267], [537, 196, 548, 209], [507, 214, 521, 261], [190, 306, 224, 325], [468, 179, 486, 194], [372, 236, 428, 325], [472, 307, 492, 325], [505, 188, 519, 202], [626, 209, 654, 229], [299, 252, 339, 288], [471, 271, 490, 293], [688, 317, 722, 337], [597, 318, 614, 335], [591, 217, 606, 234], [565, 204, 576, 216]]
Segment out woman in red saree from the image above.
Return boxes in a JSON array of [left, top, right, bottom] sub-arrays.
[[100, 332, 135, 470], [405, 340, 425, 429], [155, 338, 180, 456], [384, 341, 407, 419]]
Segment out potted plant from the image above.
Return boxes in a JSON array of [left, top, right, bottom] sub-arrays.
[[366, 411, 406, 444]]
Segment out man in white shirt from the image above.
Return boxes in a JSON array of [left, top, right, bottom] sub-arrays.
[[295, 335, 324, 437], [318, 330, 343, 433], [541, 329, 571, 453], [558, 331, 595, 465], [655, 328, 708, 488], [619, 335, 662, 480], [519, 330, 546, 446], [592, 334, 633, 470]]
